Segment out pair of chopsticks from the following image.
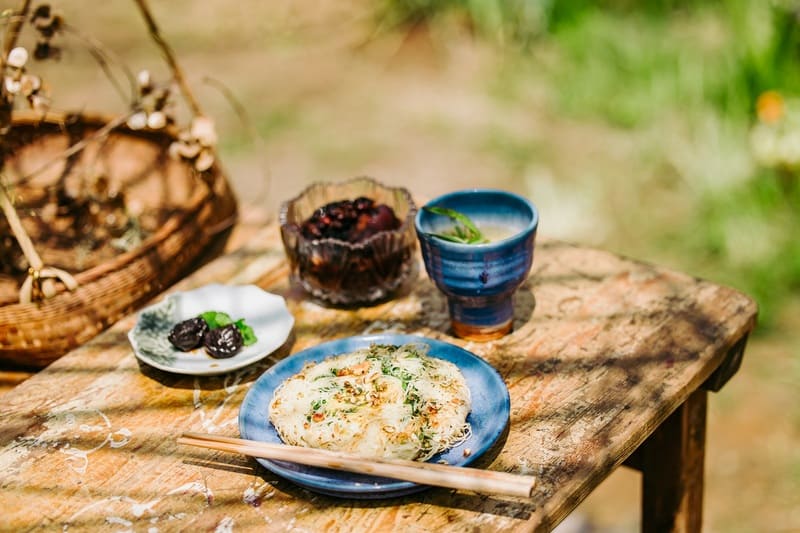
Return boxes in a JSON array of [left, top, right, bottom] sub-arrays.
[[178, 432, 535, 498]]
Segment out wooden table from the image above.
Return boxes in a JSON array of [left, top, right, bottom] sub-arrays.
[[0, 216, 757, 532]]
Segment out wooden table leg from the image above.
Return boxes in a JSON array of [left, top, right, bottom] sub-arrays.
[[640, 388, 708, 533]]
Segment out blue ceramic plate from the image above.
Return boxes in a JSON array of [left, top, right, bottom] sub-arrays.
[[239, 334, 510, 498]]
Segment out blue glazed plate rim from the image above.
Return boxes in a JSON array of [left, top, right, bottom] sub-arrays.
[[238, 334, 510, 498]]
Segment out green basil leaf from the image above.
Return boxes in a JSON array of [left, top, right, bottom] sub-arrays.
[[199, 311, 233, 329], [234, 318, 258, 346]]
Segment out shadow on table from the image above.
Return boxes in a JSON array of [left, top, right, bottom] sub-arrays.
[[182, 420, 537, 521]]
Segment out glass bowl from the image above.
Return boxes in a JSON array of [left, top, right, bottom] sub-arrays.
[[279, 177, 417, 306]]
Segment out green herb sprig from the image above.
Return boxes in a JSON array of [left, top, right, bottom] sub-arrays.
[[199, 310, 258, 346], [423, 206, 488, 244]]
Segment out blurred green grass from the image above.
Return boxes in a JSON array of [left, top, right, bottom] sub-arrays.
[[545, 0, 800, 331], [379, 0, 800, 329]]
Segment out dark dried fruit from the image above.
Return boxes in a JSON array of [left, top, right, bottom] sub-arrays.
[[204, 323, 244, 359], [300, 197, 400, 242], [168, 317, 209, 351]]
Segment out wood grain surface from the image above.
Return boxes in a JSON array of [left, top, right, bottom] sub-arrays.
[[0, 213, 756, 532]]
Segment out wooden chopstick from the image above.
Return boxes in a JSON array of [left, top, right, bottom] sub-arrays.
[[178, 432, 535, 498]]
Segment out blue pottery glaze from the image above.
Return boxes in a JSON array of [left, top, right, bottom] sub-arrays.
[[239, 334, 510, 498], [415, 189, 538, 340]]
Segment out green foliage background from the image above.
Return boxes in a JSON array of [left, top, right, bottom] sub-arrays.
[[378, 0, 800, 330]]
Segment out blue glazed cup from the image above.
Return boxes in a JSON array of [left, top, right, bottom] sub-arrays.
[[415, 189, 538, 341]]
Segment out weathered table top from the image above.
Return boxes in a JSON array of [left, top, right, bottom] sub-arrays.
[[0, 215, 757, 532]]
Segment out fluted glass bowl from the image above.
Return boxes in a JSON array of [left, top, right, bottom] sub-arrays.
[[279, 177, 417, 306]]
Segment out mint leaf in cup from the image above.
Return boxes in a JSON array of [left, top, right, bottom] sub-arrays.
[[423, 206, 488, 244]]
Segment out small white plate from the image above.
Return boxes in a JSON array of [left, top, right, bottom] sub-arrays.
[[128, 284, 294, 375]]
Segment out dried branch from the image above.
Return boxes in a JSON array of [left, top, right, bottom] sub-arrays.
[[202, 75, 272, 205], [0, 182, 36, 266], [11, 112, 133, 187], [132, 0, 202, 117], [0, 0, 32, 138], [202, 76, 260, 144], [0, 0, 31, 70], [1, 178, 78, 302], [63, 24, 137, 106]]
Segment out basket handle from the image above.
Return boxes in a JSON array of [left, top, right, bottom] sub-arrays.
[[0, 0, 77, 303], [0, 184, 78, 303]]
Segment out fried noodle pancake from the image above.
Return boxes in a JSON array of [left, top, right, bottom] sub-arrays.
[[268, 343, 472, 461]]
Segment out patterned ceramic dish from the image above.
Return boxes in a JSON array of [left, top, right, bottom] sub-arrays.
[[415, 189, 538, 341], [128, 284, 294, 375], [279, 177, 417, 306]]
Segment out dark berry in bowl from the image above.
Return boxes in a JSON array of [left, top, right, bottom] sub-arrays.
[[168, 317, 209, 351], [350, 203, 401, 241], [279, 177, 417, 306], [299, 196, 400, 242], [204, 323, 244, 358]]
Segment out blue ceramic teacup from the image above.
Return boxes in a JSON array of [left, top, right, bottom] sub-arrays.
[[415, 189, 538, 340]]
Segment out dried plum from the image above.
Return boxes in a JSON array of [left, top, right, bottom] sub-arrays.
[[204, 323, 244, 358], [168, 317, 209, 351], [300, 197, 400, 242]]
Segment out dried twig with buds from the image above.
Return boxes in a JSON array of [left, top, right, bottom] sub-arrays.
[[169, 115, 218, 172], [30, 3, 63, 60], [127, 69, 174, 130], [2, 46, 49, 112]]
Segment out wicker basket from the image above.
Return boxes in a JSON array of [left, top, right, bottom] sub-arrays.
[[0, 110, 238, 368]]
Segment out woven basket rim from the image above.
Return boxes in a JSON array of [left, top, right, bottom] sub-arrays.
[[1, 110, 237, 314]]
